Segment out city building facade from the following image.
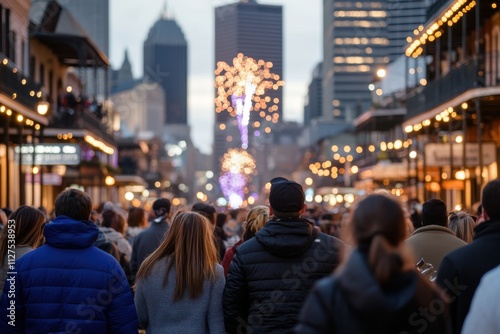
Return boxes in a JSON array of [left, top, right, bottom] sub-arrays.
[[322, 0, 389, 123], [143, 11, 188, 126]]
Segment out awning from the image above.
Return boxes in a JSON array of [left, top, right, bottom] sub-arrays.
[[359, 162, 411, 181], [30, 1, 109, 67], [403, 87, 500, 128], [354, 108, 406, 132]]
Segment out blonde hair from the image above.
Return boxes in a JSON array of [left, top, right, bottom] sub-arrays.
[[448, 211, 475, 243], [243, 206, 269, 241], [136, 211, 218, 301]]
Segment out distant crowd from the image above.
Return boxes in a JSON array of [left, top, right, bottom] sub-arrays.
[[0, 177, 499, 333]]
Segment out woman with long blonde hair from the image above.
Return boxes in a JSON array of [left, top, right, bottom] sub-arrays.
[[135, 211, 225, 333], [222, 205, 270, 276]]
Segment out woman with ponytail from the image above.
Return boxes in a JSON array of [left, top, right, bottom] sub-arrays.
[[295, 194, 450, 334]]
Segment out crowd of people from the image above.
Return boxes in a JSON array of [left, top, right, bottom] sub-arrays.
[[0, 177, 498, 333]]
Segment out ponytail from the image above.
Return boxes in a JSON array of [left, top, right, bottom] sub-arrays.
[[368, 234, 404, 284]]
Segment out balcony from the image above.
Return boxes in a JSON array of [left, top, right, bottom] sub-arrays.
[[406, 58, 481, 120], [50, 100, 115, 145], [0, 53, 43, 113]]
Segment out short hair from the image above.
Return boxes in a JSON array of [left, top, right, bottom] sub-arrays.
[[54, 188, 93, 221], [482, 179, 500, 220], [421, 199, 448, 227], [192, 203, 216, 225]]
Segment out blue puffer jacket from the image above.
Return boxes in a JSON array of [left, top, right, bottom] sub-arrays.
[[0, 215, 138, 333]]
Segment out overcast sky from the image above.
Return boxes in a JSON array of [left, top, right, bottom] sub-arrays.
[[110, 0, 321, 154]]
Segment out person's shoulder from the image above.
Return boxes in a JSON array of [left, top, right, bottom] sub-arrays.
[[441, 241, 474, 266], [214, 264, 225, 281], [315, 232, 344, 249], [234, 237, 261, 254], [312, 274, 339, 295]]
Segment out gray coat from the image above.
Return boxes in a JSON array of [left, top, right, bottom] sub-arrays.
[[134, 259, 225, 334]]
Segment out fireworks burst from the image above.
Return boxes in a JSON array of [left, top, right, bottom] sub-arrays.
[[219, 148, 256, 208], [215, 53, 284, 149]]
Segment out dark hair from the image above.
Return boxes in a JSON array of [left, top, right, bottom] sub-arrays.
[[0, 206, 46, 266], [54, 188, 92, 221], [192, 203, 216, 225], [128, 207, 147, 228], [351, 194, 407, 284], [482, 179, 500, 220], [421, 199, 448, 227], [101, 209, 127, 235]]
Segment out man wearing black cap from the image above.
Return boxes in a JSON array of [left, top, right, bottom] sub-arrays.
[[130, 198, 171, 276], [223, 177, 343, 334]]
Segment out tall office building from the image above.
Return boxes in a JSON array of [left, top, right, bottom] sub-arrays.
[[387, 0, 431, 62], [144, 11, 188, 125], [304, 62, 323, 126], [57, 0, 109, 98], [214, 0, 283, 171], [323, 0, 389, 123]]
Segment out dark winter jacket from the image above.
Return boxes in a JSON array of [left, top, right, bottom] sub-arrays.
[[436, 220, 500, 333], [223, 218, 343, 334], [0, 215, 138, 333], [130, 218, 170, 275], [295, 250, 451, 334]]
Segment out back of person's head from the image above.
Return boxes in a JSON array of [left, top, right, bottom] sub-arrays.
[[448, 211, 476, 243], [351, 194, 410, 284], [54, 188, 92, 221], [152, 198, 171, 219], [101, 209, 116, 228], [136, 211, 218, 300], [128, 207, 147, 228], [421, 199, 448, 227], [216, 212, 227, 230], [268, 177, 305, 218], [0, 206, 46, 265], [192, 202, 216, 225], [243, 206, 269, 241], [111, 211, 127, 235], [1, 208, 12, 217], [481, 179, 500, 220]]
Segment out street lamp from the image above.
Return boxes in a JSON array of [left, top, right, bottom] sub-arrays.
[[37, 101, 49, 115]]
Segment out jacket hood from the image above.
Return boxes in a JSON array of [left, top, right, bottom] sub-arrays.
[[99, 227, 126, 243], [255, 219, 318, 257], [337, 250, 417, 317], [45, 215, 99, 248]]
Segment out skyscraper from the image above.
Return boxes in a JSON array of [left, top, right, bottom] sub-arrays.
[[323, 0, 389, 122], [387, 0, 431, 62], [214, 0, 283, 170], [144, 10, 188, 125], [304, 62, 323, 126]]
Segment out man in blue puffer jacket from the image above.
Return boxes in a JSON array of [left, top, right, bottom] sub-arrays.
[[0, 188, 138, 333]]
